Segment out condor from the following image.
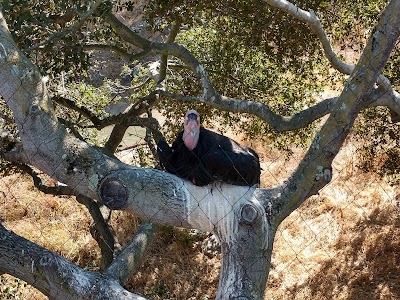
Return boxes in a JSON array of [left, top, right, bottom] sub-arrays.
[[157, 110, 261, 186]]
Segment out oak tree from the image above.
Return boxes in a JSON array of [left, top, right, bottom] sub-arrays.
[[0, 0, 399, 299]]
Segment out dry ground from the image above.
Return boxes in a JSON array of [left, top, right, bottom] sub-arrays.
[[0, 140, 399, 300]]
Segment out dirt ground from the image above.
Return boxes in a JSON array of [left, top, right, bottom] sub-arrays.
[[0, 141, 399, 300]]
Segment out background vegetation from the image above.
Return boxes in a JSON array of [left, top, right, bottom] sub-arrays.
[[0, 0, 399, 298]]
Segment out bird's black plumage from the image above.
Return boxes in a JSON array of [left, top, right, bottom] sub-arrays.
[[157, 127, 261, 186]]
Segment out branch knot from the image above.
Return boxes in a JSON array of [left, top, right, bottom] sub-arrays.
[[99, 177, 128, 210], [239, 203, 259, 225]]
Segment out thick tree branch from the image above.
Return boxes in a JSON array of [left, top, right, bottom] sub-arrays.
[[159, 91, 335, 131], [98, 171, 275, 299], [2, 126, 119, 270], [105, 222, 157, 285], [102, 12, 152, 49], [2, 129, 119, 271], [104, 123, 130, 154], [76, 195, 120, 270], [0, 23, 118, 198], [374, 88, 400, 121], [272, 0, 400, 224], [0, 222, 150, 300], [160, 86, 400, 132]]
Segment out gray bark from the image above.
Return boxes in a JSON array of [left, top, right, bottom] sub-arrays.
[[0, 222, 149, 300], [0, 0, 400, 299], [105, 222, 157, 285]]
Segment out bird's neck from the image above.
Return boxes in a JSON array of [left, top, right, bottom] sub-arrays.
[[183, 129, 200, 151]]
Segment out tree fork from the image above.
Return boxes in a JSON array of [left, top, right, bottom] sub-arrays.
[[99, 172, 273, 299], [0, 222, 149, 300]]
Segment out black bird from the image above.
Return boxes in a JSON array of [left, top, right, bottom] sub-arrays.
[[157, 110, 261, 186]]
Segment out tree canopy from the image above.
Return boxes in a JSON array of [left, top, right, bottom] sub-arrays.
[[1, 0, 399, 169], [0, 0, 399, 299]]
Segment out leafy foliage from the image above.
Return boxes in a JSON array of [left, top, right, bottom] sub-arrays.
[[0, 0, 399, 170], [355, 107, 400, 185], [1, 0, 400, 298], [321, 0, 388, 42], [2, 0, 89, 75], [152, 6, 326, 148]]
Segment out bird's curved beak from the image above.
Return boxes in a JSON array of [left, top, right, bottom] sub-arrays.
[[183, 112, 200, 151]]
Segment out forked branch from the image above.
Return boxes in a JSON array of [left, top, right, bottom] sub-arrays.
[[274, 0, 400, 223], [0, 222, 150, 300], [102, 7, 400, 133], [263, 0, 396, 94]]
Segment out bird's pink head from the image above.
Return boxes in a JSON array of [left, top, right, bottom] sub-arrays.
[[183, 109, 200, 151]]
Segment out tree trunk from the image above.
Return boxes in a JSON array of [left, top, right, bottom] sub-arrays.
[[215, 202, 274, 299], [0, 1, 400, 299]]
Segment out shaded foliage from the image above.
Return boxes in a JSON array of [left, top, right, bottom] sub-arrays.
[[355, 107, 400, 185], [0, 0, 399, 174]]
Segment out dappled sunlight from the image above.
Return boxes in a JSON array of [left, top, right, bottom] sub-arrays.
[[1, 140, 398, 299], [265, 142, 399, 300]]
